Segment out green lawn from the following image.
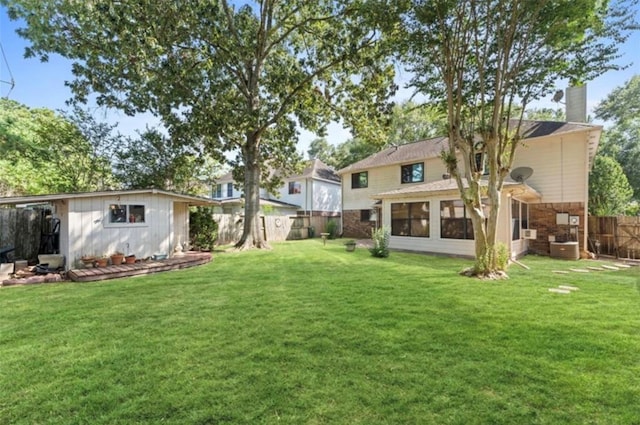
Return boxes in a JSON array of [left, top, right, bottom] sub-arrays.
[[1, 240, 639, 424]]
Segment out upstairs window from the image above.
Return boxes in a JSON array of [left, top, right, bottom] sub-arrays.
[[401, 163, 424, 184], [288, 181, 302, 194], [351, 171, 368, 189], [214, 184, 222, 198], [227, 183, 233, 197]]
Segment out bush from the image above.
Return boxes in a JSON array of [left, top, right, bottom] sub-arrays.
[[369, 227, 390, 258], [326, 219, 338, 239], [189, 206, 218, 251], [495, 242, 509, 270]]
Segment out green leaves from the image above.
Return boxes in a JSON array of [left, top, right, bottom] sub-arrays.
[[589, 155, 634, 216], [0, 99, 117, 194]]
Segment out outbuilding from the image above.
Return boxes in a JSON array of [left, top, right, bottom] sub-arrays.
[[0, 189, 218, 270]]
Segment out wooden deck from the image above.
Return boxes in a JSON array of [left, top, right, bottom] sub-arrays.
[[67, 252, 212, 282]]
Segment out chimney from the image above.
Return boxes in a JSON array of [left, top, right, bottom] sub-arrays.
[[565, 85, 587, 123]]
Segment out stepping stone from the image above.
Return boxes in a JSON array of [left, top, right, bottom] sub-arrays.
[[614, 263, 632, 268], [569, 268, 590, 273], [549, 288, 571, 294], [601, 265, 619, 270], [558, 285, 579, 291], [552, 270, 569, 274], [587, 266, 605, 271]]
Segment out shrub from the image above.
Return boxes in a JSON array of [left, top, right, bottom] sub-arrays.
[[496, 242, 509, 270], [189, 206, 218, 251], [326, 219, 338, 239], [369, 226, 390, 258]]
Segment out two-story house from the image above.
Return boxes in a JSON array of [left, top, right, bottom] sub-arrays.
[[338, 120, 601, 258], [213, 158, 341, 218]]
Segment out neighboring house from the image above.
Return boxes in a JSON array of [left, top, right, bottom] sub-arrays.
[[338, 120, 601, 258], [0, 189, 217, 270], [212, 159, 341, 217]]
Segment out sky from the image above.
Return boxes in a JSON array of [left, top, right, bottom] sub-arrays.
[[2, 4, 640, 157]]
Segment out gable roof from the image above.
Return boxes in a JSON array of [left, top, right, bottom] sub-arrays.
[[0, 189, 218, 207], [296, 158, 340, 183], [338, 120, 602, 175]]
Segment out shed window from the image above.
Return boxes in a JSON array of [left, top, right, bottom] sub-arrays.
[[108, 204, 146, 225]]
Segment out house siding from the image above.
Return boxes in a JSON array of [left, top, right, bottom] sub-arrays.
[[340, 127, 595, 257], [380, 193, 516, 257], [342, 157, 448, 211], [512, 132, 589, 203]]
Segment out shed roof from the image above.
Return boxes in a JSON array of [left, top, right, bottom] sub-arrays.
[[0, 189, 219, 207]]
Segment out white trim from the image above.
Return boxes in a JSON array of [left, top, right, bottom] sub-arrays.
[[103, 201, 149, 228]]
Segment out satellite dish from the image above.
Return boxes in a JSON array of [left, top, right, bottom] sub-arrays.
[[552, 89, 564, 103], [510, 166, 533, 183]]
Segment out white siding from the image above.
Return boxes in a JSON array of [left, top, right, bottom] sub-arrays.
[[342, 157, 448, 210], [276, 179, 306, 209], [382, 191, 522, 257], [512, 133, 589, 203], [67, 193, 177, 267], [312, 180, 341, 213]]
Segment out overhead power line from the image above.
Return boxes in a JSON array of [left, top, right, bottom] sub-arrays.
[[0, 41, 15, 99]]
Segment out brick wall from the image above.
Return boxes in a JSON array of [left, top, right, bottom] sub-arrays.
[[343, 209, 377, 239], [528, 202, 585, 255]]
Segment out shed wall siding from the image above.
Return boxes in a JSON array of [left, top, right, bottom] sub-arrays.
[[67, 193, 175, 267]]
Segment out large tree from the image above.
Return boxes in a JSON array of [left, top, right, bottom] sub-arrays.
[[114, 128, 221, 195], [4, 0, 397, 249], [401, 0, 638, 277], [0, 98, 117, 195], [589, 155, 633, 216], [594, 75, 640, 199]]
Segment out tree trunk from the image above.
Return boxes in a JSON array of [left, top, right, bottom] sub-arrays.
[[235, 133, 270, 250]]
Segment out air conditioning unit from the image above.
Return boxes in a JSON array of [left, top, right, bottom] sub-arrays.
[[523, 229, 537, 239]]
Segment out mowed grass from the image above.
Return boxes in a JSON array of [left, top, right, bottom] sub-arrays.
[[1, 240, 639, 425]]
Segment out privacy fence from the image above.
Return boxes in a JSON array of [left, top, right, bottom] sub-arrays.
[[0, 207, 45, 263], [214, 214, 341, 245], [588, 215, 640, 259]]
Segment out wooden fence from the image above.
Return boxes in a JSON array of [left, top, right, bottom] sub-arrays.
[[0, 208, 44, 262], [588, 215, 640, 259], [214, 214, 341, 245]]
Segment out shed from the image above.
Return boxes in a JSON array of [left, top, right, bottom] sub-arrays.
[[0, 189, 218, 270]]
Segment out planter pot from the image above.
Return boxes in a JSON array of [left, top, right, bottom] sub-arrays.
[[345, 243, 356, 252], [81, 256, 96, 268], [95, 258, 108, 267], [110, 254, 124, 266], [125, 255, 136, 264]]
